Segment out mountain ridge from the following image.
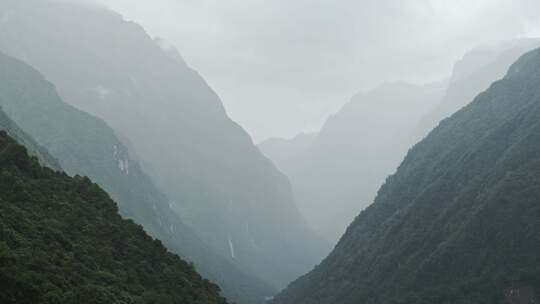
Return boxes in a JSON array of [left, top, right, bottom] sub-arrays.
[[416, 38, 540, 139], [0, 130, 227, 304], [0, 106, 59, 170], [273, 46, 540, 304], [0, 0, 329, 290], [0, 51, 274, 304], [263, 82, 443, 242]]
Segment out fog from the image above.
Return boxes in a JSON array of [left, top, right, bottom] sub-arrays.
[[3, 1, 540, 302], [69, 0, 538, 141]]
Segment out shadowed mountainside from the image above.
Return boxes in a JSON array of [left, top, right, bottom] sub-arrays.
[[0, 131, 227, 304], [274, 47, 540, 304], [416, 38, 540, 139], [0, 0, 329, 292], [0, 51, 274, 304]]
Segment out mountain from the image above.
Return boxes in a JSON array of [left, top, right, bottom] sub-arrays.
[[267, 83, 443, 242], [0, 51, 273, 303], [0, 106, 59, 170], [416, 38, 540, 138], [0, 0, 327, 290], [0, 131, 227, 304], [273, 47, 540, 304], [258, 133, 316, 169]]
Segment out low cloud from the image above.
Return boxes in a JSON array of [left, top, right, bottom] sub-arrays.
[[88, 0, 540, 140]]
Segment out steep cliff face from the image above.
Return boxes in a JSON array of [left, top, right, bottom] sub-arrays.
[[266, 83, 443, 242], [0, 52, 273, 304], [0, 0, 327, 290], [273, 48, 540, 304], [0, 131, 227, 304]]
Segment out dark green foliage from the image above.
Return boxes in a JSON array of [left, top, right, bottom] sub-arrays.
[[416, 38, 540, 138], [0, 131, 226, 304], [274, 48, 540, 304], [0, 52, 273, 303], [0, 0, 328, 291]]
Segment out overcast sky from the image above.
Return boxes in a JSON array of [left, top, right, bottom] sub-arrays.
[[86, 0, 540, 141]]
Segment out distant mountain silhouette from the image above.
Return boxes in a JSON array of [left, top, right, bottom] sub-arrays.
[[0, 0, 328, 294], [274, 46, 540, 304], [0, 51, 273, 304], [263, 82, 444, 242], [416, 38, 540, 139], [0, 105, 59, 170], [259, 133, 316, 168]]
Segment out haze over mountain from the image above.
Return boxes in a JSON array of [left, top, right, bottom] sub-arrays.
[[0, 131, 227, 304], [0, 51, 273, 304], [260, 39, 540, 243], [416, 38, 540, 138], [262, 82, 444, 242], [258, 133, 316, 169], [2, 1, 540, 303], [0, 0, 328, 292], [274, 46, 540, 304], [0, 105, 59, 171], [72, 0, 540, 141]]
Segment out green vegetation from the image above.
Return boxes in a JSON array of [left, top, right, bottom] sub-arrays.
[[274, 48, 540, 304], [0, 131, 226, 304], [0, 0, 328, 291], [0, 51, 272, 304], [416, 38, 540, 138]]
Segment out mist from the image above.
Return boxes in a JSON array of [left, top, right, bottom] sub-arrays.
[[75, 0, 540, 141], [3, 1, 540, 303]]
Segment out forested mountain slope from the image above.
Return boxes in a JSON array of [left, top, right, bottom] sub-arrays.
[[0, 0, 327, 289], [274, 47, 540, 304], [0, 131, 226, 304], [416, 38, 540, 138], [0, 52, 273, 304]]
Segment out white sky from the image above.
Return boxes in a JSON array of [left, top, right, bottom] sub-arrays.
[[84, 0, 540, 141]]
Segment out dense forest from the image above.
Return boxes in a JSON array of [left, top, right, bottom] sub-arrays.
[[273, 45, 540, 304], [0, 50, 272, 304], [0, 0, 328, 294], [0, 131, 226, 304], [1, 1, 540, 304]]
